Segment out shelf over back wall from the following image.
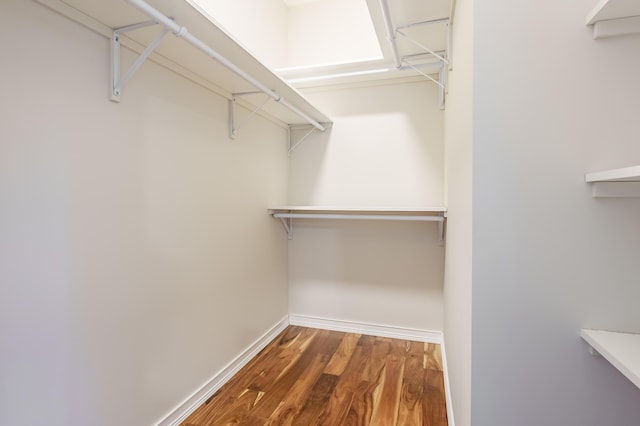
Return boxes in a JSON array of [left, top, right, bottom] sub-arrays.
[[268, 206, 448, 242], [38, 0, 332, 128]]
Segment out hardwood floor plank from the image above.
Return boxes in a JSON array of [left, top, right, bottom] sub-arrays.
[[424, 343, 443, 371], [361, 340, 391, 383], [291, 373, 340, 425], [247, 329, 344, 421], [397, 342, 425, 426], [316, 340, 376, 425], [423, 368, 448, 426], [324, 332, 361, 376], [202, 388, 264, 425], [369, 342, 406, 426], [248, 327, 319, 392], [264, 353, 330, 426], [181, 327, 448, 426], [341, 379, 376, 426], [237, 414, 268, 426]]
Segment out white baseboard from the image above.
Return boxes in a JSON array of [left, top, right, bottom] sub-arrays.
[[288, 314, 442, 343], [154, 315, 289, 426]]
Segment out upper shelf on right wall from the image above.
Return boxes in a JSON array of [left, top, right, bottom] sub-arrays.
[[586, 0, 640, 39]]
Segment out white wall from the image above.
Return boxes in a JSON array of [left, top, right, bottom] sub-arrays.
[[189, 0, 288, 68], [289, 82, 444, 206], [287, 81, 445, 331], [0, 2, 288, 425], [472, 0, 640, 425], [443, 0, 473, 423]]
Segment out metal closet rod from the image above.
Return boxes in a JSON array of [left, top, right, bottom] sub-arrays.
[[124, 0, 326, 132]]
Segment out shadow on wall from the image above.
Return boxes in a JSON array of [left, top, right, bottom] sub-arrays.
[[287, 125, 332, 202], [287, 218, 445, 329], [289, 219, 444, 290]]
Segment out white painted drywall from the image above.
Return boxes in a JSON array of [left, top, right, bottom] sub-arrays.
[[443, 0, 473, 423], [189, 0, 288, 68], [471, 0, 640, 425], [287, 81, 445, 331], [289, 81, 444, 206], [286, 0, 383, 67], [0, 2, 288, 425]]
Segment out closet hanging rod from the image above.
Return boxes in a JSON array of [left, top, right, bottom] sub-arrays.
[[273, 213, 444, 222], [124, 0, 326, 132]]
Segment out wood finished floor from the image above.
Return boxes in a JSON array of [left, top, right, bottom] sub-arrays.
[[182, 326, 448, 426]]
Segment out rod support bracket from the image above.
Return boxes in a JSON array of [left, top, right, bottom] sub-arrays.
[[111, 20, 168, 102], [437, 211, 447, 245], [229, 92, 272, 139], [279, 217, 293, 239]]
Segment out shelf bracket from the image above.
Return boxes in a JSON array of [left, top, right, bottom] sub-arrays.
[[395, 24, 449, 107], [111, 21, 169, 102], [288, 124, 318, 156], [438, 60, 447, 109], [278, 216, 293, 240], [229, 92, 272, 139]]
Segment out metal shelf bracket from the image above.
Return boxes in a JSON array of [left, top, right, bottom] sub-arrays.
[[278, 217, 293, 240], [380, 0, 450, 107], [111, 20, 169, 102], [229, 92, 273, 139], [395, 25, 450, 109]]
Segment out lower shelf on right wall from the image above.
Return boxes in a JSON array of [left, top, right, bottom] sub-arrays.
[[581, 329, 640, 389]]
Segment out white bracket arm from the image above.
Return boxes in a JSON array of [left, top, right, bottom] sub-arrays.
[[111, 21, 168, 102], [229, 92, 272, 139], [288, 124, 319, 156], [278, 217, 293, 240]]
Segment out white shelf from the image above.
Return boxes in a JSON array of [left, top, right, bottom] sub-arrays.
[[581, 329, 640, 389], [268, 206, 447, 241], [587, 0, 640, 24], [269, 206, 447, 214], [585, 166, 640, 197], [586, 0, 640, 39], [585, 165, 640, 182], [37, 0, 331, 128]]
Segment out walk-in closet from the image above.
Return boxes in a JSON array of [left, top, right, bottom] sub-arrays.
[[2, 0, 640, 425]]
